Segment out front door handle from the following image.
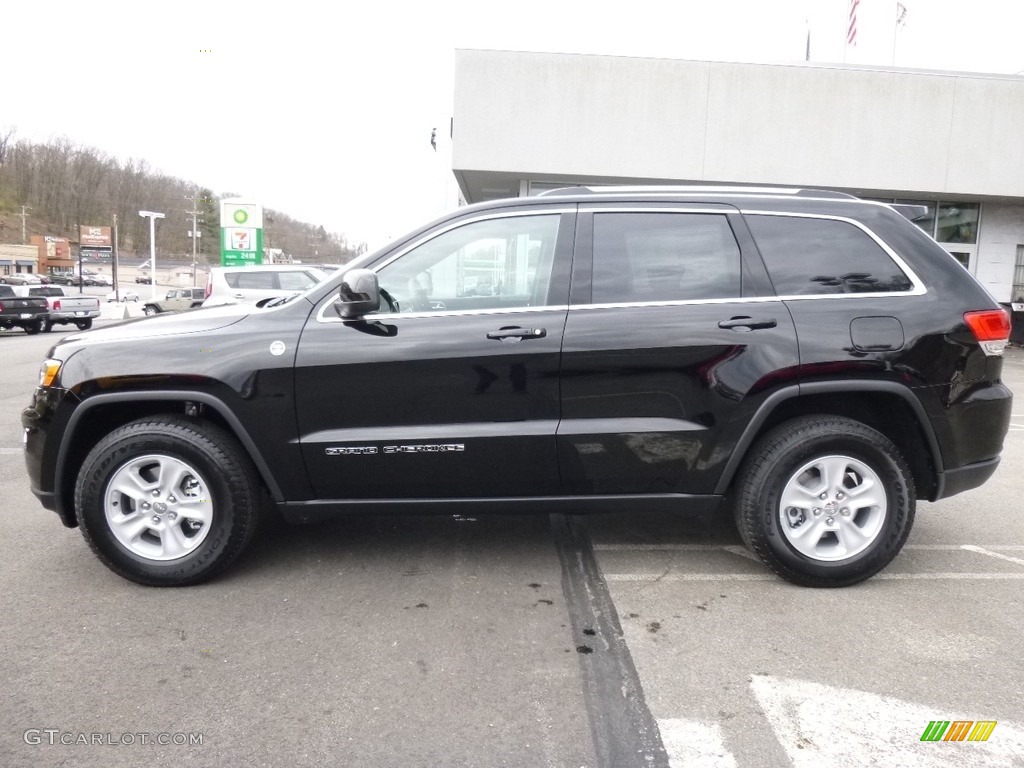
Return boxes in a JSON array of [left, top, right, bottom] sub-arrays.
[[486, 327, 547, 341], [718, 316, 778, 331]]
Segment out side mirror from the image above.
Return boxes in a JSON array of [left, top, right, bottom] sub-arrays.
[[337, 269, 381, 319]]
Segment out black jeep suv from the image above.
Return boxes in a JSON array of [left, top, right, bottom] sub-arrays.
[[22, 187, 1012, 587]]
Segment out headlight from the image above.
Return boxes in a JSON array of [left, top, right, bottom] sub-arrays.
[[39, 359, 62, 388]]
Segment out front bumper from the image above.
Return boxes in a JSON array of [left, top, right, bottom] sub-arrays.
[[22, 386, 78, 528]]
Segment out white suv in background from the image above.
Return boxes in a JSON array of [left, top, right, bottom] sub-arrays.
[[203, 265, 328, 306]]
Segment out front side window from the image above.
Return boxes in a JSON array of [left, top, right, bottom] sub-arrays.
[[591, 213, 742, 303], [746, 214, 913, 295], [375, 214, 560, 313]]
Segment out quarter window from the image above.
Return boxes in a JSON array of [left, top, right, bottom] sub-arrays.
[[278, 271, 319, 291], [746, 215, 913, 295], [591, 213, 741, 303], [375, 214, 560, 313]]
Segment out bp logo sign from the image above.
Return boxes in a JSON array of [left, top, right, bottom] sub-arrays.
[[220, 200, 263, 266]]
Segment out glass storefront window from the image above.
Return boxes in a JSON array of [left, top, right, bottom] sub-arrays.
[[950, 252, 970, 270], [936, 202, 979, 244]]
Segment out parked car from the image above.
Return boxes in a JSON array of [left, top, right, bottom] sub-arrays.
[[106, 290, 140, 303], [142, 287, 206, 315], [85, 273, 113, 287], [50, 273, 81, 286], [0, 273, 43, 286], [21, 187, 1013, 587], [203, 265, 327, 306], [135, 274, 153, 284], [12, 285, 101, 331]]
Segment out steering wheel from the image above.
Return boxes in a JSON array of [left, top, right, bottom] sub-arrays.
[[404, 275, 432, 312], [379, 287, 400, 313]]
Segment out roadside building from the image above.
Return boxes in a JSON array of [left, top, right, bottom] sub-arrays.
[[452, 50, 1024, 308], [0, 244, 39, 278], [29, 235, 74, 277]]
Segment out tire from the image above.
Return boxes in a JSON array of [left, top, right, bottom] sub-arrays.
[[733, 415, 915, 588], [75, 319, 93, 331], [74, 417, 260, 586], [143, 305, 159, 316], [43, 320, 54, 333], [24, 320, 41, 335]]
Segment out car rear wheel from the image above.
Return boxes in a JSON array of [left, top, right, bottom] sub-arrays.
[[733, 415, 915, 587], [24, 320, 41, 335], [74, 417, 260, 586], [75, 319, 93, 331]]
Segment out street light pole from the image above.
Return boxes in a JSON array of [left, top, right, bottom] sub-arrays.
[[139, 210, 165, 301]]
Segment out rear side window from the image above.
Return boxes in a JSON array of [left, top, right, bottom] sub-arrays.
[[592, 213, 741, 303], [226, 272, 275, 289], [746, 214, 913, 295]]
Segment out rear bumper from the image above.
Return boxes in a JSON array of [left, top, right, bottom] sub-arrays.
[[934, 456, 1001, 501], [928, 381, 1012, 500]]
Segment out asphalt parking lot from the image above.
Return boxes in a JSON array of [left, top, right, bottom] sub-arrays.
[[1, 318, 1022, 768]]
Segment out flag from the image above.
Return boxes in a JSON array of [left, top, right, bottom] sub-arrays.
[[896, 2, 908, 29], [848, 0, 860, 46]]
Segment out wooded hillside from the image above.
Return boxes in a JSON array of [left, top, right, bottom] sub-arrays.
[[0, 129, 364, 263]]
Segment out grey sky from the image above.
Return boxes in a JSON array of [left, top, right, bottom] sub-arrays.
[[6, 0, 1022, 251]]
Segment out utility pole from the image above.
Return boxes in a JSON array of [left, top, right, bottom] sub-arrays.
[[112, 213, 120, 302], [18, 205, 32, 244], [185, 193, 204, 287]]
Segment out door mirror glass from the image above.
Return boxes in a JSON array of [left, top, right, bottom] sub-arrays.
[[337, 269, 381, 318]]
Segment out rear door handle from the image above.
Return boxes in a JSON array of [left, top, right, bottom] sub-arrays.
[[486, 327, 547, 341], [718, 316, 778, 331]]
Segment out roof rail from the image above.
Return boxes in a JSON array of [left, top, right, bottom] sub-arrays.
[[536, 185, 858, 200]]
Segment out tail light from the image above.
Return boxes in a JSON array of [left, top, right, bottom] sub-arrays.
[[53, 300, 61, 311], [964, 309, 1010, 356], [205, 280, 212, 299]]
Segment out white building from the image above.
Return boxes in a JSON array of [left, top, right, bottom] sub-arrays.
[[452, 49, 1024, 305]]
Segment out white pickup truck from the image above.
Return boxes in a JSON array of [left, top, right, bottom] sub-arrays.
[[12, 285, 101, 331]]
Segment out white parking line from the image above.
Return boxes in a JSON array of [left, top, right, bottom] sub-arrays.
[[606, 572, 1024, 582], [961, 545, 1024, 567], [751, 675, 1024, 768], [593, 543, 1024, 552], [657, 718, 738, 768]]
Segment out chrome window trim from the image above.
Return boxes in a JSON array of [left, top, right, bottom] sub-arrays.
[[316, 303, 570, 324], [740, 210, 927, 298], [571, 296, 781, 311]]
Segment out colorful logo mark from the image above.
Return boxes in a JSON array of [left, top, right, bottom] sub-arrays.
[[920, 720, 997, 742], [233, 209, 249, 225]]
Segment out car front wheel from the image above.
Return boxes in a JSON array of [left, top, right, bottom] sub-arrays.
[[733, 415, 914, 587], [143, 305, 159, 316], [74, 417, 260, 586]]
